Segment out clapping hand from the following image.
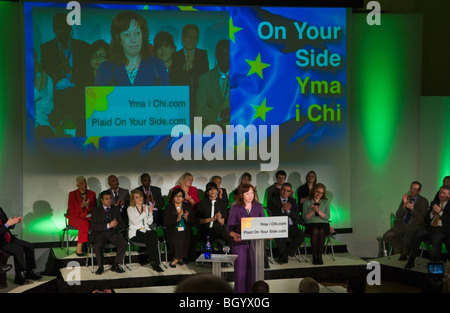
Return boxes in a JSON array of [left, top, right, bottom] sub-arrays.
[[110, 219, 118, 228]]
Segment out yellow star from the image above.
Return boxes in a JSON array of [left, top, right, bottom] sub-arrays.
[[245, 53, 270, 79], [178, 6, 198, 11], [251, 98, 273, 122], [229, 17, 242, 43], [83, 137, 101, 149]]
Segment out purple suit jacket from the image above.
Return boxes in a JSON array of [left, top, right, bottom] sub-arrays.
[[226, 202, 265, 246]]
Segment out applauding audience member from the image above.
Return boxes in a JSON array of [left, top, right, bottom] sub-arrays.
[[90, 191, 127, 275], [0, 207, 42, 285], [67, 176, 97, 256], [127, 190, 163, 272], [382, 181, 428, 260]]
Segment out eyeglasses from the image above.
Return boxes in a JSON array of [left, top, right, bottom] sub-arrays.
[[174, 194, 184, 198]]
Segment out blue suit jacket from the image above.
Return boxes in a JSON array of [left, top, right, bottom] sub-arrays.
[[95, 56, 169, 86]]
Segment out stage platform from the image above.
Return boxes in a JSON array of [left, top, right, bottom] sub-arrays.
[[2, 237, 443, 293], [52, 237, 369, 293]]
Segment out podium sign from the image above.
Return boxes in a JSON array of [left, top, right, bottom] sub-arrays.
[[241, 216, 289, 240]]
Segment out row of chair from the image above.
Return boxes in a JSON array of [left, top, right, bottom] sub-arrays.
[[62, 216, 169, 272]]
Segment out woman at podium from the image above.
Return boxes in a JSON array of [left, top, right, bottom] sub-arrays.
[[226, 183, 265, 293]]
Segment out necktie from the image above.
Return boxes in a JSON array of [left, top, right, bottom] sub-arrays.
[[222, 75, 229, 99], [114, 191, 119, 202], [0, 219, 11, 243], [431, 202, 443, 226], [105, 207, 111, 222], [210, 200, 216, 228], [404, 210, 411, 223]]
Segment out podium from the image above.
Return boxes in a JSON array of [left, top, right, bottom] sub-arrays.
[[240, 216, 288, 282], [196, 253, 238, 277]]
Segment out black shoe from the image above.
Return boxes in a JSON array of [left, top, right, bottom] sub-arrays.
[[0, 264, 12, 273], [318, 256, 323, 265], [264, 258, 270, 269], [405, 259, 415, 269], [14, 275, 31, 285], [95, 266, 104, 275], [151, 263, 164, 272], [169, 261, 176, 268], [111, 263, 125, 273], [312, 254, 318, 265], [25, 271, 42, 280], [76, 251, 85, 257]]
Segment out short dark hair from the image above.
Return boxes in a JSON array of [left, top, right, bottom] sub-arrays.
[[170, 187, 185, 202], [411, 181, 422, 190], [276, 170, 287, 178], [205, 182, 218, 196], [100, 190, 111, 200], [182, 24, 199, 37], [154, 30, 175, 51]]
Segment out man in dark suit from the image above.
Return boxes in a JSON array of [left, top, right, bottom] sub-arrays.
[[267, 183, 305, 264], [383, 181, 429, 260], [103, 175, 130, 226], [405, 185, 450, 269], [0, 207, 42, 284], [134, 173, 165, 226], [90, 191, 127, 275], [170, 24, 209, 125], [40, 12, 91, 137], [195, 39, 230, 127]]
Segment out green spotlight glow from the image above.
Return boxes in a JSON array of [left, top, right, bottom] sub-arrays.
[[355, 19, 405, 168], [438, 99, 450, 182]]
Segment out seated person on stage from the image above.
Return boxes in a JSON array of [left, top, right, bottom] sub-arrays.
[[265, 170, 287, 204], [196, 182, 231, 248], [405, 185, 450, 269], [134, 173, 165, 226], [67, 176, 97, 256], [267, 182, 305, 264], [103, 174, 130, 226], [297, 170, 317, 210], [210, 175, 229, 209], [90, 191, 127, 275], [0, 250, 12, 288], [302, 183, 331, 265], [164, 187, 194, 268], [171, 172, 200, 211], [127, 190, 163, 272], [0, 207, 42, 285], [382, 181, 428, 261], [432, 176, 450, 203]]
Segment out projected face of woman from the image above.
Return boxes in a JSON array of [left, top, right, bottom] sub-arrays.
[[90, 47, 107, 72], [182, 28, 199, 51], [156, 43, 174, 63], [119, 19, 142, 58]]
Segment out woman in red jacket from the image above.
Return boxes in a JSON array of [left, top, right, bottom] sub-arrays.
[[67, 176, 97, 256]]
